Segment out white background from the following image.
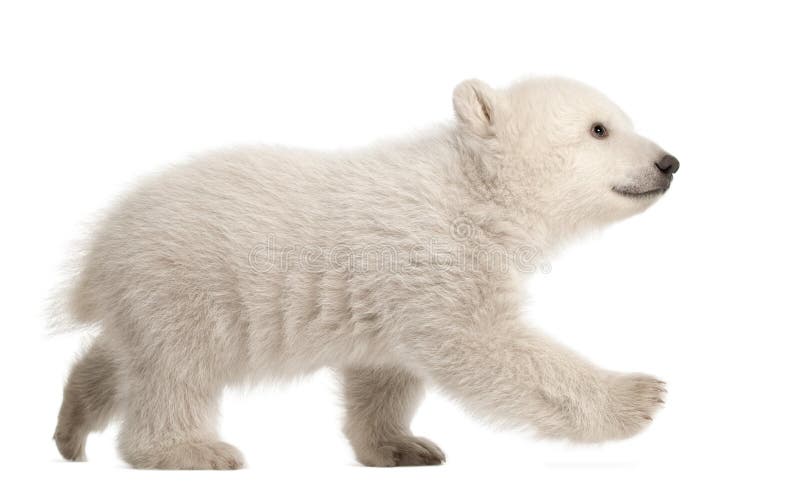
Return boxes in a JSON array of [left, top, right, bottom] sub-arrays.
[[1, 1, 798, 487]]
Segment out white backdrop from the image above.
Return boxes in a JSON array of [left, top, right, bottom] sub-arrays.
[[1, 1, 798, 487]]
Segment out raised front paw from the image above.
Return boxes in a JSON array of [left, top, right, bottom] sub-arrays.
[[601, 372, 666, 440], [355, 435, 446, 467]]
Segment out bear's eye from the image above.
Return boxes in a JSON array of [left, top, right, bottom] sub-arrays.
[[591, 123, 608, 139]]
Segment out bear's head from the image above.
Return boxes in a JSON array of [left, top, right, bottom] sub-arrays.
[[453, 77, 678, 241]]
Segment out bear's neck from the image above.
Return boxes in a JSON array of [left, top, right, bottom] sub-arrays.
[[444, 127, 575, 256]]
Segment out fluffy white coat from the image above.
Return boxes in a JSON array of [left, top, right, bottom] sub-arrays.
[[54, 77, 675, 468]]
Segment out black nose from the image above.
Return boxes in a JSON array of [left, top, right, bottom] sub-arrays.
[[655, 154, 680, 174]]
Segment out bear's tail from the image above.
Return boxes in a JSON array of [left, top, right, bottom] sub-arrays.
[[46, 225, 107, 335], [47, 267, 103, 334]]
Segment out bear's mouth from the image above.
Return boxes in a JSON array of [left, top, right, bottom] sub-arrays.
[[611, 185, 668, 199]]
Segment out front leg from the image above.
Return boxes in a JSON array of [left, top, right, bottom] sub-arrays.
[[403, 317, 665, 442], [339, 366, 445, 467]]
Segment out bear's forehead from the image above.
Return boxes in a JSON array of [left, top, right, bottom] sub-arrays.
[[507, 78, 631, 127]]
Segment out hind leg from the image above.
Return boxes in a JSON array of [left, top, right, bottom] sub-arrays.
[[117, 354, 244, 470], [113, 304, 245, 470], [54, 336, 120, 461], [340, 366, 445, 467]]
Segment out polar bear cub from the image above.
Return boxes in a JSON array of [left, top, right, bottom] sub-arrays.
[[54, 77, 677, 469]]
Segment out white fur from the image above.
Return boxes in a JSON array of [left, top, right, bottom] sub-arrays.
[[54, 77, 671, 469]]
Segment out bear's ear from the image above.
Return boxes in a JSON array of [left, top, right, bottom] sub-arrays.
[[453, 79, 497, 137]]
